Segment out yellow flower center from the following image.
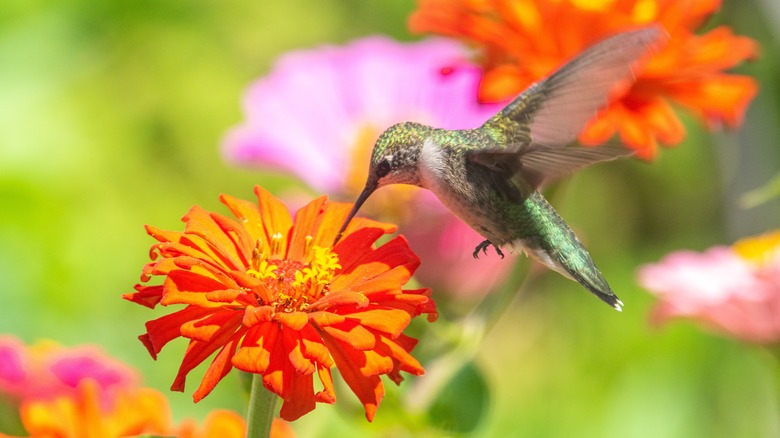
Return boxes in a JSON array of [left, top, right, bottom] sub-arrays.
[[247, 234, 341, 312], [570, 0, 616, 12], [345, 124, 380, 196], [732, 230, 780, 266], [507, 1, 542, 34], [631, 0, 658, 23]]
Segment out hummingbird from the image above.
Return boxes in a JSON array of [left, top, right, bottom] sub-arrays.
[[335, 26, 666, 311]]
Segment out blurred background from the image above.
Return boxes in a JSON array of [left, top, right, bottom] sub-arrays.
[[1, 0, 779, 436]]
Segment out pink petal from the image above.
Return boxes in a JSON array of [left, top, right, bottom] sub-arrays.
[[222, 36, 500, 193]]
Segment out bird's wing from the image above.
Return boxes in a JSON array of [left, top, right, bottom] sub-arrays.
[[474, 146, 634, 189], [472, 25, 665, 188]]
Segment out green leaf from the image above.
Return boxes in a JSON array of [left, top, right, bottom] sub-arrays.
[[428, 360, 490, 434]]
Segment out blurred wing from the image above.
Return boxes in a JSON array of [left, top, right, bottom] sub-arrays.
[[519, 145, 634, 188], [474, 25, 665, 187], [469, 146, 633, 189]]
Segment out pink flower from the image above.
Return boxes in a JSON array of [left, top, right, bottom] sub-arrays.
[[223, 36, 512, 297], [638, 236, 780, 343], [0, 336, 137, 403]]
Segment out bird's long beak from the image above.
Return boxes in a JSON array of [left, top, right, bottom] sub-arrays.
[[334, 182, 376, 245]]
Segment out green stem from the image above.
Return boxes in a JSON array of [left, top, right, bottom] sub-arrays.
[[469, 256, 535, 333], [246, 374, 278, 438], [406, 256, 535, 411]]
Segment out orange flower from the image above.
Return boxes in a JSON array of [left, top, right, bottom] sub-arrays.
[[409, 0, 759, 158], [123, 186, 437, 421], [175, 410, 295, 438], [6, 379, 295, 438], [10, 379, 170, 438]]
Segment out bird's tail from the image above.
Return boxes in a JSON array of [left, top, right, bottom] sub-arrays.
[[517, 241, 623, 312]]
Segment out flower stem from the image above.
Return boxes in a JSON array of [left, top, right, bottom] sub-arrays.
[[246, 374, 278, 438]]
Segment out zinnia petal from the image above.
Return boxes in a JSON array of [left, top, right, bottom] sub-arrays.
[[319, 332, 384, 422], [17, 380, 171, 438]]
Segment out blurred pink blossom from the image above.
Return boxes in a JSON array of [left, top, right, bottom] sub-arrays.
[[638, 240, 780, 343], [222, 36, 514, 298], [0, 336, 137, 403]]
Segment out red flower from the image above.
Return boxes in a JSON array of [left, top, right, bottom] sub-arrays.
[[123, 186, 437, 421], [409, 0, 759, 158]]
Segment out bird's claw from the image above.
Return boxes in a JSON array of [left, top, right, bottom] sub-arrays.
[[473, 241, 489, 259], [473, 240, 504, 259]]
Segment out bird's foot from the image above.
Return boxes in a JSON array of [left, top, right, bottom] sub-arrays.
[[473, 240, 504, 259]]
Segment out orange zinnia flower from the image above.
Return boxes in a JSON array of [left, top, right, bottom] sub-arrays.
[[175, 410, 295, 438], [123, 186, 437, 421], [9, 379, 170, 438], [7, 379, 295, 438], [409, 0, 759, 158]]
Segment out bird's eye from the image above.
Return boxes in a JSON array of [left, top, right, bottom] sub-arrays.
[[376, 158, 392, 178]]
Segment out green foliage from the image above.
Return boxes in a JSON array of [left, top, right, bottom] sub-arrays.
[[0, 396, 23, 436], [428, 361, 490, 434]]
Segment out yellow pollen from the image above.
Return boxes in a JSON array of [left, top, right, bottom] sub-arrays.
[[346, 124, 380, 196], [631, 0, 658, 23], [570, 0, 615, 12], [508, 1, 542, 32], [247, 240, 278, 280], [732, 231, 780, 266], [343, 124, 422, 223], [247, 237, 341, 313]]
